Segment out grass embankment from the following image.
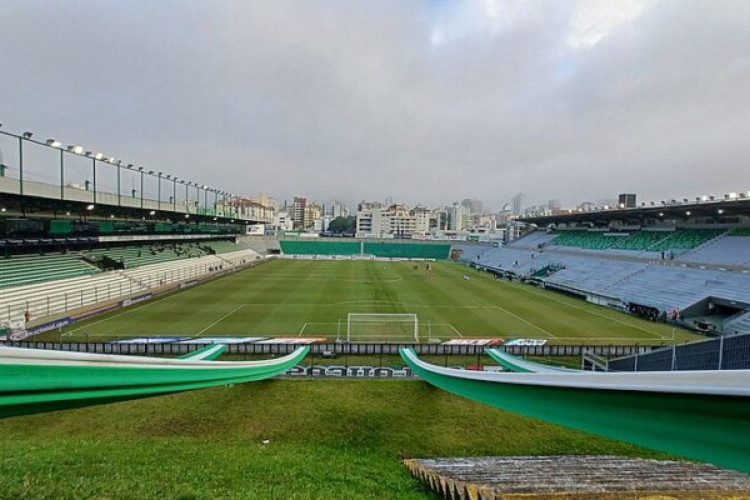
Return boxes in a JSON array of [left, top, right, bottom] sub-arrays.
[[0, 380, 669, 499]]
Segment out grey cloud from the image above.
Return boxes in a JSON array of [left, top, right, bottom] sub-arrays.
[[1, 0, 749, 210]]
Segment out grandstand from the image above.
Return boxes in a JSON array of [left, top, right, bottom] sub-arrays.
[[0, 253, 98, 289], [455, 198, 750, 336], [464, 237, 750, 317], [543, 228, 728, 255], [0, 247, 261, 325]]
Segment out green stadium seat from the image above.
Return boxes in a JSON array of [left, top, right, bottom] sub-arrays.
[[0, 253, 98, 290], [650, 229, 725, 251], [549, 231, 620, 250]]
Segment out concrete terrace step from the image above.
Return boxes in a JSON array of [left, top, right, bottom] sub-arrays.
[[404, 456, 750, 499]]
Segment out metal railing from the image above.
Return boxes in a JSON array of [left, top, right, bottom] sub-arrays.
[[0, 341, 652, 358], [608, 333, 750, 371]]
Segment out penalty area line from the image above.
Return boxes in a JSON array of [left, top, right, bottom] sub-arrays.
[[196, 304, 245, 335]]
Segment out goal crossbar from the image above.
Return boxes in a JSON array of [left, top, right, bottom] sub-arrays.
[[346, 313, 419, 342]]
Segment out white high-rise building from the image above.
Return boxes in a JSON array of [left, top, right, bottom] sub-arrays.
[[356, 202, 434, 238], [447, 202, 466, 231], [512, 193, 524, 216]]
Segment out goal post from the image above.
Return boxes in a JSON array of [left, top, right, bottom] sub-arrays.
[[346, 313, 419, 342]]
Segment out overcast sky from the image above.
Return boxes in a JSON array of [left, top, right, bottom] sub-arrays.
[[1, 0, 749, 211]]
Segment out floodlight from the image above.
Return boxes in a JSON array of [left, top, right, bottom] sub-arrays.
[[46, 139, 61, 147], [86, 204, 95, 211], [22, 131, 33, 139]]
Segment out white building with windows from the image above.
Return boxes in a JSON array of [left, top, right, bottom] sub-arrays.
[[356, 202, 437, 238]]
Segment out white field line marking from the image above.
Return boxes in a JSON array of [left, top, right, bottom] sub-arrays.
[[546, 336, 670, 342], [298, 322, 308, 337], [510, 284, 668, 339], [64, 293, 177, 335], [196, 305, 245, 335], [297, 322, 341, 337], [490, 303, 558, 338], [235, 302, 497, 309], [254, 275, 404, 283], [447, 323, 463, 337]]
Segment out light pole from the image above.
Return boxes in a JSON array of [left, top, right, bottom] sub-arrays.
[[116, 160, 122, 206], [169, 175, 177, 211], [93, 153, 103, 204], [147, 170, 155, 209], [18, 132, 33, 196], [138, 167, 144, 209], [182, 180, 188, 214], [157, 172, 162, 210]]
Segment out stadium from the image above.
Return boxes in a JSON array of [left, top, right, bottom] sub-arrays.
[[2, 2, 750, 499]]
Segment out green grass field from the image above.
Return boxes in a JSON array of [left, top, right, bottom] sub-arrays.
[[0, 380, 670, 499], [52, 259, 700, 344]]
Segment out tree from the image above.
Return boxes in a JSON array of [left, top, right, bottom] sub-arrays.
[[328, 215, 356, 234]]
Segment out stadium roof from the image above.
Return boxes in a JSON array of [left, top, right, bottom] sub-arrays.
[[518, 197, 750, 226]]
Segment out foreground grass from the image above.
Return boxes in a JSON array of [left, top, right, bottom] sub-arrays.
[[0, 379, 669, 499]]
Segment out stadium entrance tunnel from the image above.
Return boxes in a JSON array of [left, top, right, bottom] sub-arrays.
[[681, 297, 750, 334]]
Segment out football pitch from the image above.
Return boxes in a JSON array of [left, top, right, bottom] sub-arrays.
[[57, 259, 701, 344]]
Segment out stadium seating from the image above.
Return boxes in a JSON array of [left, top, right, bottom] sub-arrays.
[[470, 245, 750, 313], [0, 253, 98, 290], [206, 240, 243, 254], [279, 240, 361, 256], [682, 232, 750, 266], [452, 244, 493, 262], [608, 231, 668, 251], [650, 229, 725, 252], [723, 310, 750, 335], [538, 228, 725, 255], [84, 243, 210, 269], [0, 272, 148, 324], [363, 242, 451, 259], [118, 250, 259, 289], [506, 232, 558, 248], [0, 248, 261, 324], [549, 231, 623, 250]]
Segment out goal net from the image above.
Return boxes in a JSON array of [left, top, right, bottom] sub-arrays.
[[346, 313, 419, 342]]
